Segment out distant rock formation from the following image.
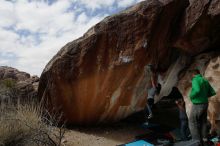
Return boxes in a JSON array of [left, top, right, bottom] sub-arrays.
[[38, 0, 220, 125], [0, 66, 39, 102]]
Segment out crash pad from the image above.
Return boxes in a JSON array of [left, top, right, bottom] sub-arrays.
[[119, 140, 154, 146], [141, 122, 173, 133], [136, 124, 174, 145], [173, 140, 200, 146]]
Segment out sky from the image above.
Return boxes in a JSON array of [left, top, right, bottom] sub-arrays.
[[0, 0, 143, 76]]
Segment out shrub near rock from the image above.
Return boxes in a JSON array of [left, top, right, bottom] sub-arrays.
[[0, 78, 18, 102], [0, 101, 65, 146]]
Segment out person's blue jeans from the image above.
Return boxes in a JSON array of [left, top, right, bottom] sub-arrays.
[[180, 119, 190, 140]]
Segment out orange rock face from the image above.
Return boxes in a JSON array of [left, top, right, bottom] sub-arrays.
[[38, 0, 220, 125]]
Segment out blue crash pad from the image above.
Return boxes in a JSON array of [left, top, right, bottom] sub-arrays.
[[125, 140, 154, 146]]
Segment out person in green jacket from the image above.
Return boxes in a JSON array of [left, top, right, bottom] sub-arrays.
[[189, 69, 216, 146]]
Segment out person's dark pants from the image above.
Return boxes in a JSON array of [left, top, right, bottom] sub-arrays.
[[145, 98, 154, 116], [147, 98, 154, 109], [189, 103, 208, 146], [146, 87, 156, 120], [180, 119, 190, 140]]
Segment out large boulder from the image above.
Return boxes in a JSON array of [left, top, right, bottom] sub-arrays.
[[0, 66, 39, 102], [38, 0, 220, 125]]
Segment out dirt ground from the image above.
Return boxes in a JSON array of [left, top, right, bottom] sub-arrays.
[[62, 99, 179, 146], [62, 122, 147, 146]]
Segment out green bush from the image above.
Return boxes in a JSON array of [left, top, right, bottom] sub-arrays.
[[0, 79, 16, 88], [0, 78, 18, 100]]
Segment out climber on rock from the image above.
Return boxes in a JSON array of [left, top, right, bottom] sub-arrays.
[[144, 64, 161, 121], [189, 69, 216, 146]]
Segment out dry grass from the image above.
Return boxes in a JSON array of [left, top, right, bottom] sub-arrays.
[[0, 101, 65, 146]]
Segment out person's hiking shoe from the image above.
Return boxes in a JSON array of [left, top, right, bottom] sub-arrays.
[[148, 113, 153, 119]]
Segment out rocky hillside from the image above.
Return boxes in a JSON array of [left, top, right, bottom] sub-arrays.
[[0, 66, 39, 102], [38, 0, 220, 128]]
